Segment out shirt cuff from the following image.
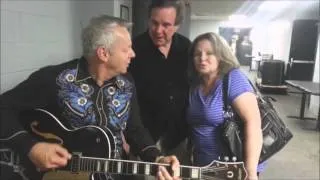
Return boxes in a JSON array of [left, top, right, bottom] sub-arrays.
[[9, 132, 39, 156], [140, 145, 162, 162]]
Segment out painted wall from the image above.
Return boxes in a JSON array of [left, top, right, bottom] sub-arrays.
[[1, 0, 81, 93], [177, 3, 191, 38], [132, 0, 151, 38], [189, 2, 319, 114], [114, 0, 132, 22], [310, 30, 319, 114], [189, 19, 221, 40]]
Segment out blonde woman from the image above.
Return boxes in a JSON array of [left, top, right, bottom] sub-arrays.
[[187, 32, 264, 180]]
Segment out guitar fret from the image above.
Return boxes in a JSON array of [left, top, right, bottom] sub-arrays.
[[133, 163, 138, 174], [104, 160, 109, 172], [96, 160, 101, 172], [117, 161, 122, 173], [191, 167, 200, 179], [145, 164, 150, 175]]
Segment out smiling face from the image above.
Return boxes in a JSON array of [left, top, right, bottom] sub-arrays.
[[148, 7, 178, 47], [107, 26, 135, 74], [193, 39, 220, 76]]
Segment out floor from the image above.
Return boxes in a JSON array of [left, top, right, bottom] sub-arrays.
[[242, 66, 320, 180], [146, 67, 320, 180]]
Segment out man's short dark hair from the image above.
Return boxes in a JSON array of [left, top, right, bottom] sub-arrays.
[[148, 0, 185, 26]]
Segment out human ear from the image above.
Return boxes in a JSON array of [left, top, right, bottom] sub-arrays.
[[96, 47, 109, 62], [173, 25, 179, 32]]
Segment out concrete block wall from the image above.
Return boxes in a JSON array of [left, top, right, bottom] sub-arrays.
[[0, 0, 123, 93], [0, 0, 82, 93]]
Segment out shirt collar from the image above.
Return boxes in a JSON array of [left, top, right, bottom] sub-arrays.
[[75, 57, 126, 89], [145, 30, 179, 51]]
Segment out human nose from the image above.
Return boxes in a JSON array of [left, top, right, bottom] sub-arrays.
[[130, 48, 135, 58], [199, 52, 207, 62], [155, 25, 163, 34]]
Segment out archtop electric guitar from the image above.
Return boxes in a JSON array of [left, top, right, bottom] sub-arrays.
[[0, 109, 247, 180]]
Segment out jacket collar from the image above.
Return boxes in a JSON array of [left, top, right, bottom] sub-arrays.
[[75, 56, 91, 82]]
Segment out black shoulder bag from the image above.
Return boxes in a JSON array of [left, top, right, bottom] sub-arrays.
[[221, 71, 293, 163]]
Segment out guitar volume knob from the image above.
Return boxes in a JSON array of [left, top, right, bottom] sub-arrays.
[[232, 156, 237, 162], [224, 156, 229, 162]]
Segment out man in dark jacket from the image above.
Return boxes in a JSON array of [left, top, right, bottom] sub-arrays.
[[0, 15, 180, 180], [129, 0, 191, 164]]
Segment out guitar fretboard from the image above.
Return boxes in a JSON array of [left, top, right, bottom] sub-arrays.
[[67, 155, 201, 179]]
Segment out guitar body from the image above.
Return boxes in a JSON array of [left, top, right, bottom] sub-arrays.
[[1, 109, 248, 180], [1, 109, 116, 180]]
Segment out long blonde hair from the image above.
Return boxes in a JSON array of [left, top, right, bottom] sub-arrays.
[[188, 32, 240, 86]]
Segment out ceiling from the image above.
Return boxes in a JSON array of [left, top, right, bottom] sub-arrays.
[[190, 0, 261, 20], [189, 0, 319, 21]]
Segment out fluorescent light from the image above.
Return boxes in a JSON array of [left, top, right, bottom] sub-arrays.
[[258, 1, 292, 11]]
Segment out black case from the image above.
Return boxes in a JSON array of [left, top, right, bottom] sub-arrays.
[[261, 60, 285, 86]]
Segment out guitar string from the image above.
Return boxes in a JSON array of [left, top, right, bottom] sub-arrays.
[[201, 166, 228, 172], [77, 158, 242, 179]]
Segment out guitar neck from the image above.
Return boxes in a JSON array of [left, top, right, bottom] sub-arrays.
[[66, 155, 201, 179]]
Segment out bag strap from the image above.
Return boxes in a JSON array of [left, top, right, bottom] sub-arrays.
[[222, 69, 266, 112], [222, 71, 230, 112]]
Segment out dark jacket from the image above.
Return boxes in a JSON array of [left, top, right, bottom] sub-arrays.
[[129, 32, 191, 150], [0, 57, 160, 162]]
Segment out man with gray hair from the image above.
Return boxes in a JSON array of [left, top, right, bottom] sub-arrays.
[[0, 15, 180, 180]]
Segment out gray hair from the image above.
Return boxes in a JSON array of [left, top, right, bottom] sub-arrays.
[[148, 0, 185, 25], [188, 32, 240, 86], [82, 15, 132, 58]]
